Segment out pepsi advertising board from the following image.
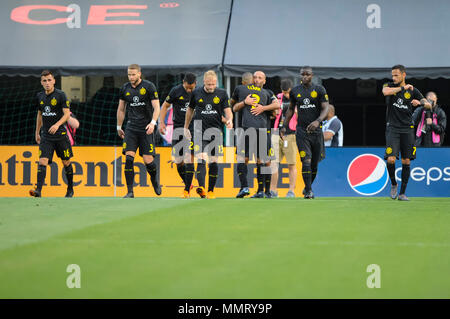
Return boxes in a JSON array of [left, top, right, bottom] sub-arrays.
[[314, 148, 450, 197]]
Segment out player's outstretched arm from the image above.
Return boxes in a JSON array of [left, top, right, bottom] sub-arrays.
[[116, 99, 126, 139], [35, 111, 42, 144]]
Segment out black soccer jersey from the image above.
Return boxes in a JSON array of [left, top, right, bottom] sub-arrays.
[[165, 84, 193, 128], [289, 83, 329, 133], [119, 80, 159, 132], [383, 82, 424, 132], [36, 89, 70, 140], [231, 84, 274, 129], [189, 86, 230, 132]]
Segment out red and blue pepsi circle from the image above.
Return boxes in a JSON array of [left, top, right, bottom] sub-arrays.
[[347, 154, 389, 196]]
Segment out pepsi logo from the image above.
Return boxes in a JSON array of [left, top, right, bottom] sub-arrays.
[[347, 154, 389, 196]]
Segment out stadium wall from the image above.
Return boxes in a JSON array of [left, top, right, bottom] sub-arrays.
[[0, 146, 304, 197], [0, 146, 448, 197]]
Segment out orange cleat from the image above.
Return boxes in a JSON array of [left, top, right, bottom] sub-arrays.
[[207, 191, 216, 199], [182, 190, 190, 198]]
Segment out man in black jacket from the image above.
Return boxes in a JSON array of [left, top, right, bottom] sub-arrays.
[[412, 91, 447, 147]]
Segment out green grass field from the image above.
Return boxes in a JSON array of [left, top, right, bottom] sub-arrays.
[[0, 197, 449, 299]]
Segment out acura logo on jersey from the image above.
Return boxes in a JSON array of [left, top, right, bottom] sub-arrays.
[[130, 96, 146, 107], [180, 102, 190, 112], [393, 98, 408, 110], [299, 98, 315, 109], [201, 104, 217, 115], [42, 105, 56, 116]]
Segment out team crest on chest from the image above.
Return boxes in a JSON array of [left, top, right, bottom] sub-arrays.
[[140, 87, 146, 95], [404, 92, 411, 99], [310, 91, 318, 98], [51, 98, 57, 106], [213, 96, 220, 104]]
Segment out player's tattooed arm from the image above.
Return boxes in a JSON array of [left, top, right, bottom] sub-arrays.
[[116, 99, 126, 139], [420, 98, 432, 110], [35, 110, 42, 144], [382, 84, 413, 96], [49, 108, 70, 134]]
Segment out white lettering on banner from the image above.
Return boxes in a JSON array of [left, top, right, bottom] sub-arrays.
[[396, 166, 450, 185], [66, 4, 81, 29], [366, 4, 381, 29]]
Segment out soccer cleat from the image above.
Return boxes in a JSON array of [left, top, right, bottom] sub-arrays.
[[390, 184, 398, 200], [123, 192, 134, 198], [269, 190, 278, 198], [152, 180, 162, 196], [65, 189, 74, 198], [196, 186, 207, 198], [286, 190, 295, 198], [304, 190, 315, 199], [29, 188, 41, 197], [236, 187, 250, 198], [398, 194, 410, 201], [302, 188, 306, 196], [182, 190, 190, 198], [251, 191, 265, 198], [264, 192, 272, 198], [207, 191, 216, 199]]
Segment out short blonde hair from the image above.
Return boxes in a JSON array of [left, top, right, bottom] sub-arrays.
[[203, 70, 217, 80], [128, 64, 141, 72]]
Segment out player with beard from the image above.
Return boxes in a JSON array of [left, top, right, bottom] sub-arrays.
[[231, 71, 279, 198], [117, 64, 162, 198], [382, 64, 431, 201]]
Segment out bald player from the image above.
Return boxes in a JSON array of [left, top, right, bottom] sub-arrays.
[[231, 71, 280, 198]]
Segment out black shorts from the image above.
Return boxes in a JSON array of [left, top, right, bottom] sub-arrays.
[[237, 127, 274, 162], [122, 128, 156, 157], [384, 127, 416, 160], [295, 130, 325, 163], [193, 132, 224, 157], [171, 126, 194, 158], [39, 135, 73, 164]]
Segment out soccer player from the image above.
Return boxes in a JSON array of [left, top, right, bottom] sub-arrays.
[[231, 71, 280, 198], [159, 73, 198, 197], [29, 70, 74, 198], [117, 64, 162, 198], [382, 64, 432, 201], [282, 66, 329, 199], [183, 70, 233, 199]]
